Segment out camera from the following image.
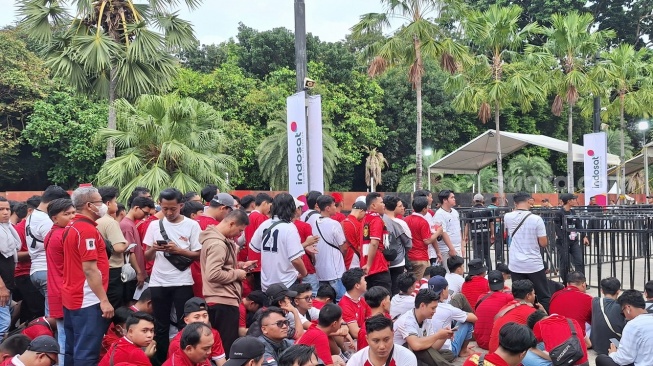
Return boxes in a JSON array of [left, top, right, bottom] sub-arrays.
[[304, 77, 316, 89]]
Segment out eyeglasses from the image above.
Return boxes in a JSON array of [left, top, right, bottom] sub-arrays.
[[296, 295, 315, 301], [264, 320, 290, 328], [41, 353, 58, 365], [89, 200, 103, 204], [620, 305, 630, 316]]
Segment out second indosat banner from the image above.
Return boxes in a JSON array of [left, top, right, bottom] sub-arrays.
[[583, 132, 608, 206]]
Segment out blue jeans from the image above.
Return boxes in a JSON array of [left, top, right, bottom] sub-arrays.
[[56, 318, 66, 366], [303, 274, 319, 296], [64, 304, 108, 365], [522, 342, 552, 366], [450, 321, 474, 357], [30, 270, 49, 316], [320, 278, 346, 302], [0, 295, 10, 342]]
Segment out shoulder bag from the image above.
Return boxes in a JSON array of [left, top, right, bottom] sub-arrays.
[[600, 298, 621, 337], [160, 220, 193, 272], [549, 318, 584, 366]]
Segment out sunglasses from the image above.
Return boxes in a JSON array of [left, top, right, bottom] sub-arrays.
[[41, 353, 58, 365], [265, 320, 290, 328]]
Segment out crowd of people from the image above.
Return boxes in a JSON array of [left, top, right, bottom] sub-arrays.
[[0, 186, 652, 366]]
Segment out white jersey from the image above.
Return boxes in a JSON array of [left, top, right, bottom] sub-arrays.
[[346, 345, 417, 366], [311, 216, 347, 281], [249, 217, 305, 291], [26, 209, 53, 274], [434, 208, 462, 254]]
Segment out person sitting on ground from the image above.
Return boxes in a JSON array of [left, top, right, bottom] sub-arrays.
[[445, 256, 465, 297], [461, 259, 490, 308], [167, 297, 226, 366], [358, 286, 392, 349], [0, 335, 31, 364], [463, 323, 538, 366], [163, 322, 215, 366], [101, 306, 135, 360], [347, 315, 417, 366], [394, 289, 455, 366], [0, 335, 59, 366], [277, 345, 320, 366], [413, 265, 446, 296], [548, 271, 592, 347], [257, 307, 295, 366], [523, 310, 589, 366], [222, 336, 265, 366], [645, 280, 653, 313], [130, 287, 154, 314], [20, 317, 55, 340], [339, 268, 371, 340], [590, 277, 626, 356], [99, 312, 156, 366], [595, 289, 653, 366], [488, 280, 544, 353], [312, 284, 336, 311], [290, 283, 320, 330], [296, 304, 346, 366], [428, 276, 477, 358], [390, 272, 417, 320], [247, 284, 304, 340], [473, 270, 514, 350], [239, 291, 268, 337]]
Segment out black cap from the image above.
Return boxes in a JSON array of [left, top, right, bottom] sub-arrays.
[[247, 290, 269, 307], [27, 335, 60, 354], [488, 270, 505, 291], [468, 258, 488, 276], [184, 297, 208, 316], [352, 201, 367, 210], [266, 283, 297, 302], [560, 193, 578, 203], [224, 336, 266, 366]]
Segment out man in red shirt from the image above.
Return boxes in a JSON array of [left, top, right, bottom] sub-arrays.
[[63, 186, 112, 365], [297, 303, 345, 366], [341, 201, 366, 270], [163, 322, 215, 366], [461, 259, 490, 307], [405, 196, 442, 280], [488, 280, 543, 353], [525, 310, 589, 365], [245, 193, 273, 291], [473, 270, 514, 350], [360, 193, 390, 292], [99, 312, 156, 366], [548, 271, 592, 339], [238, 291, 268, 336], [330, 193, 346, 223], [463, 323, 537, 366], [340, 268, 371, 340]]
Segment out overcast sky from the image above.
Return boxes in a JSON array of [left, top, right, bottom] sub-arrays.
[[0, 0, 386, 44]]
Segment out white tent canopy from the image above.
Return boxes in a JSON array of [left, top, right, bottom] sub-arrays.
[[428, 130, 621, 175], [607, 142, 653, 176]]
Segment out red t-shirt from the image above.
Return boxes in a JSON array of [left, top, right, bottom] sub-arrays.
[[297, 324, 334, 365], [168, 328, 225, 364], [294, 220, 316, 274], [342, 216, 362, 269], [13, 220, 30, 277], [463, 353, 510, 366], [339, 294, 371, 331], [488, 301, 537, 352], [136, 216, 158, 275], [473, 292, 514, 350], [360, 213, 388, 275], [404, 214, 432, 262], [100, 324, 122, 360], [44, 225, 66, 318], [99, 337, 152, 366], [331, 212, 346, 223], [62, 214, 110, 310], [162, 349, 195, 366], [245, 211, 268, 273], [533, 314, 589, 364], [21, 317, 54, 339], [461, 276, 490, 308], [312, 299, 326, 310], [549, 287, 592, 335], [239, 303, 247, 328]]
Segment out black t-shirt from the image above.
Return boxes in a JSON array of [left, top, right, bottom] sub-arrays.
[[555, 208, 585, 243], [468, 204, 492, 235], [590, 297, 626, 355]]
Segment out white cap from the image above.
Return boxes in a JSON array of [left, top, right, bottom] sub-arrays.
[[294, 197, 305, 208], [355, 195, 366, 203]]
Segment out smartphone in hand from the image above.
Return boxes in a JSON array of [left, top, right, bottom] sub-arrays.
[[156, 240, 168, 246], [610, 338, 620, 348]]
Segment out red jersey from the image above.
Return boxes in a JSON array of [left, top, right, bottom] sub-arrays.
[[100, 324, 123, 360], [339, 293, 371, 330], [331, 212, 346, 223], [168, 327, 225, 364], [44, 225, 66, 318], [62, 214, 109, 310], [488, 301, 537, 352], [533, 314, 589, 364], [549, 286, 592, 335], [312, 299, 326, 310], [13, 220, 30, 277], [473, 292, 514, 350], [245, 211, 268, 273], [136, 215, 157, 275], [294, 220, 316, 274], [463, 353, 510, 366], [360, 212, 388, 275], [342, 215, 362, 269], [21, 317, 54, 339], [99, 337, 152, 366], [404, 214, 432, 262], [163, 349, 197, 366], [461, 276, 490, 308], [297, 324, 333, 365]]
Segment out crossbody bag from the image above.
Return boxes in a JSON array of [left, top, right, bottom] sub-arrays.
[[159, 220, 193, 272], [600, 298, 622, 337]]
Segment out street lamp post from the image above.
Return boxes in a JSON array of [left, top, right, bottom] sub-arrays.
[[638, 121, 649, 197]]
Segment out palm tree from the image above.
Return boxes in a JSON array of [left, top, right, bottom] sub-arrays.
[[457, 166, 500, 193], [95, 94, 236, 202], [350, 0, 470, 190], [17, 0, 201, 160], [505, 154, 554, 193], [365, 147, 388, 191], [540, 11, 613, 193], [257, 114, 340, 191], [396, 149, 467, 193], [448, 4, 545, 201], [606, 129, 633, 158]]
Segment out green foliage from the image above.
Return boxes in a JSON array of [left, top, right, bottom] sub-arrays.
[[22, 90, 107, 187], [590, 0, 653, 48], [505, 154, 554, 192]]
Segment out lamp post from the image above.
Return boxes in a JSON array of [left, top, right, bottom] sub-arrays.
[[638, 120, 649, 197], [424, 148, 433, 192]]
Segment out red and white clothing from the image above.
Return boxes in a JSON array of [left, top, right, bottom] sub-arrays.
[[346, 344, 417, 366], [44, 225, 66, 318], [412, 278, 429, 297], [404, 213, 433, 262], [360, 212, 388, 276], [162, 348, 197, 366], [168, 327, 225, 364], [297, 324, 333, 365], [342, 215, 362, 269], [294, 220, 316, 277], [62, 214, 109, 310], [98, 336, 152, 366], [245, 210, 268, 273], [463, 353, 510, 366], [339, 293, 371, 333], [13, 220, 30, 278], [21, 317, 54, 339]]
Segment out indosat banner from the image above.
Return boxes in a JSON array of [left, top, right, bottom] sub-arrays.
[[583, 132, 608, 206]]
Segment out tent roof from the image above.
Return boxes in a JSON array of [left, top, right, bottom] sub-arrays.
[[607, 142, 653, 176], [428, 130, 621, 175]]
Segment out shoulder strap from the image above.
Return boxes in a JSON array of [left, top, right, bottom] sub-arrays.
[[304, 210, 319, 222], [475, 292, 494, 310], [494, 302, 527, 320], [385, 346, 394, 366], [600, 298, 622, 337], [566, 318, 577, 336], [511, 212, 532, 237], [159, 220, 169, 242], [316, 220, 341, 252], [261, 220, 285, 246], [26, 213, 44, 248], [109, 341, 119, 366], [478, 354, 485, 366]]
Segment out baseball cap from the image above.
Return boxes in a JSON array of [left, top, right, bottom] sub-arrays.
[[560, 193, 578, 203], [352, 201, 367, 210], [331, 193, 343, 204], [225, 336, 266, 366], [27, 335, 60, 354], [488, 270, 505, 291], [246, 290, 269, 308], [468, 258, 488, 276], [473, 194, 484, 202], [184, 297, 208, 316], [427, 276, 448, 297], [294, 197, 305, 208], [355, 195, 366, 203], [211, 193, 237, 209], [266, 283, 297, 302]]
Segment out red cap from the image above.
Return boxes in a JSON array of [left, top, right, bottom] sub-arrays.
[[331, 193, 343, 204]]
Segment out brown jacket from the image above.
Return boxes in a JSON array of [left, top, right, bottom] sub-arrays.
[[199, 226, 242, 307]]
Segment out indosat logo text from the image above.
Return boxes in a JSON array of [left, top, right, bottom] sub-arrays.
[[587, 149, 602, 189], [291, 121, 305, 185]]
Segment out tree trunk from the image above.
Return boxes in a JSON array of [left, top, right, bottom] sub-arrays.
[[567, 104, 574, 193], [415, 61, 423, 191], [495, 102, 504, 202], [105, 68, 118, 161], [620, 99, 626, 202]]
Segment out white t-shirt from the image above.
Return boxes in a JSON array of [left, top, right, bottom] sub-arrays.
[[393, 310, 433, 346], [144, 218, 202, 287], [299, 307, 321, 324], [434, 208, 462, 254], [505, 210, 547, 274], [26, 209, 53, 274], [250, 217, 305, 291], [312, 216, 347, 281], [444, 273, 465, 298], [390, 294, 415, 320], [430, 303, 469, 350], [301, 210, 320, 227], [346, 344, 417, 366]]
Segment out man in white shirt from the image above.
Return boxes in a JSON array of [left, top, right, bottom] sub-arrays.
[[300, 191, 322, 225], [144, 188, 203, 363], [382, 195, 412, 296], [434, 190, 464, 269], [596, 289, 653, 366], [250, 193, 307, 291], [504, 192, 551, 311], [347, 314, 417, 366], [310, 195, 347, 301], [390, 272, 417, 320], [26, 185, 70, 316]]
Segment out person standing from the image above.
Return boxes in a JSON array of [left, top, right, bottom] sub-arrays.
[[330, 193, 347, 223], [119, 196, 155, 296], [504, 192, 551, 311], [360, 193, 391, 292], [464, 194, 494, 270], [311, 195, 347, 301], [245, 193, 273, 291], [341, 201, 366, 270], [62, 186, 113, 365], [405, 196, 442, 281], [0, 197, 20, 342], [555, 193, 589, 285], [434, 190, 464, 267], [382, 196, 412, 295]]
